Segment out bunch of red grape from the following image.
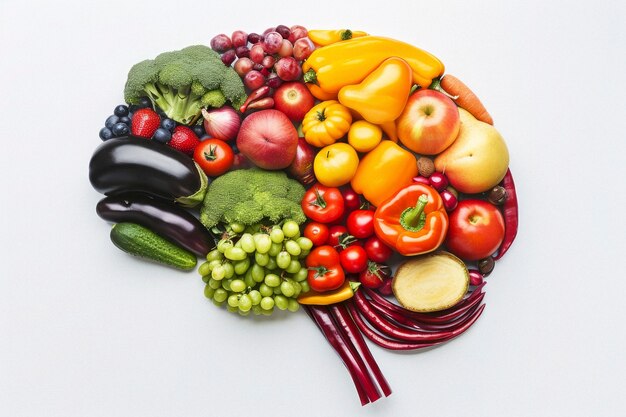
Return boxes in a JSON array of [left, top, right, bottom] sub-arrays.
[[210, 25, 315, 91]]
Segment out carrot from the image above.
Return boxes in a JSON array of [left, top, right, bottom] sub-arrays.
[[435, 74, 494, 125]]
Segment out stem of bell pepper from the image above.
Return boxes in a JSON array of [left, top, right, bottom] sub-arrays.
[[303, 68, 318, 85], [400, 194, 428, 232]]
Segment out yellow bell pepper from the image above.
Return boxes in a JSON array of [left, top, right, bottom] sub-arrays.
[[351, 140, 417, 207], [297, 281, 361, 305], [338, 57, 413, 125], [308, 29, 369, 46], [302, 100, 352, 148], [302, 36, 444, 100]]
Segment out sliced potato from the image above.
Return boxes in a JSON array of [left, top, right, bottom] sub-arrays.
[[392, 251, 469, 312]]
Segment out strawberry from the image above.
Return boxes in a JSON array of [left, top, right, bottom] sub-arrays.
[[169, 126, 201, 155], [131, 108, 161, 139]]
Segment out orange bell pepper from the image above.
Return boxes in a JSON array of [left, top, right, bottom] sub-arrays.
[[373, 183, 448, 256]]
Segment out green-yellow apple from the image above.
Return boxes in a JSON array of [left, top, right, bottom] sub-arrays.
[[396, 89, 460, 155], [434, 108, 509, 194]]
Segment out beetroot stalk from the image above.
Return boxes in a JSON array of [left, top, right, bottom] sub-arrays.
[[493, 168, 518, 260]]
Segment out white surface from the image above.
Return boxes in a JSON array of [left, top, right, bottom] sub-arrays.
[[1, 0, 625, 416]]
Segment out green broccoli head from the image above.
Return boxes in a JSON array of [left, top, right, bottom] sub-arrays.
[[201, 90, 227, 108], [123, 45, 247, 124], [200, 169, 306, 228]]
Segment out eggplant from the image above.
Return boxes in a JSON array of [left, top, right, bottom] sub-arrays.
[[96, 194, 213, 256], [89, 136, 208, 207]]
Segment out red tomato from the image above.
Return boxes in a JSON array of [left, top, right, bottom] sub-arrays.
[[339, 245, 368, 274], [341, 186, 362, 213], [364, 236, 393, 263], [193, 139, 234, 177], [306, 245, 345, 292], [301, 184, 345, 223], [346, 209, 375, 239], [446, 199, 505, 261], [358, 261, 390, 289], [327, 225, 348, 248], [303, 222, 329, 246]]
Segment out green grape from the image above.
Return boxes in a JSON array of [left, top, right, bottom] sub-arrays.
[[296, 237, 314, 251], [244, 273, 256, 289], [251, 264, 265, 282], [230, 279, 246, 293], [254, 234, 272, 254], [234, 239, 242, 248], [225, 247, 247, 261], [287, 299, 300, 312], [298, 249, 310, 260], [281, 280, 296, 297], [217, 239, 234, 253], [198, 261, 212, 277], [268, 242, 283, 257], [264, 274, 281, 288], [273, 286, 282, 295], [206, 249, 223, 262], [259, 284, 273, 297], [286, 259, 302, 274], [261, 308, 273, 316], [208, 259, 222, 270], [202, 275, 210, 283], [221, 278, 233, 291], [227, 305, 239, 313], [260, 296, 275, 310], [204, 285, 215, 299], [284, 240, 302, 256], [282, 220, 300, 238], [239, 233, 256, 253], [212, 265, 226, 280], [293, 268, 308, 282], [212, 299, 225, 307], [300, 280, 311, 293], [254, 252, 269, 266], [229, 222, 246, 233], [238, 294, 252, 312], [276, 251, 292, 269], [270, 228, 285, 243], [208, 278, 222, 290], [265, 257, 278, 271], [227, 294, 240, 308], [233, 257, 251, 275], [222, 262, 235, 279], [248, 290, 262, 305], [213, 288, 228, 303], [274, 295, 289, 310], [292, 281, 302, 298]]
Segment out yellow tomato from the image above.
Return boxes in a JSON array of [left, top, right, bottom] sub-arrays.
[[347, 120, 383, 152], [314, 143, 359, 187]]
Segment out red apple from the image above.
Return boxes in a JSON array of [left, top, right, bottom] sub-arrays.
[[396, 89, 460, 155], [236, 109, 299, 170], [273, 82, 315, 122]]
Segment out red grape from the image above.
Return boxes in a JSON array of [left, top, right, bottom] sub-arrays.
[[278, 39, 294, 57], [248, 33, 262, 44], [263, 32, 283, 54], [221, 49, 236, 66], [275, 57, 302, 81], [234, 57, 254, 76], [235, 46, 250, 58], [262, 27, 276, 36], [266, 73, 283, 89], [244, 70, 265, 90], [210, 34, 232, 53], [262, 55, 276, 69], [231, 30, 248, 48], [275, 24, 291, 39], [289, 25, 308, 43], [250, 44, 266, 64], [293, 37, 315, 61]]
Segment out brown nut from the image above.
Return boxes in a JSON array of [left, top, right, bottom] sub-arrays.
[[477, 257, 495, 276], [487, 186, 507, 205], [417, 157, 435, 177]]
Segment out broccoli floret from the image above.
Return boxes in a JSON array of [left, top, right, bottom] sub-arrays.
[[123, 45, 246, 125], [200, 169, 306, 228]]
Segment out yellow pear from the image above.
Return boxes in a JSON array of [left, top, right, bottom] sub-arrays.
[[434, 108, 509, 194]]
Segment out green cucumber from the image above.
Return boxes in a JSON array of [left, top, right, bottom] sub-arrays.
[[110, 222, 197, 271]]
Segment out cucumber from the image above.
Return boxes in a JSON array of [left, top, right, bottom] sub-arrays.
[[110, 222, 197, 271]]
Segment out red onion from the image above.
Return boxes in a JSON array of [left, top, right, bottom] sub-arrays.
[[201, 106, 241, 141], [429, 172, 449, 192], [287, 138, 316, 185]]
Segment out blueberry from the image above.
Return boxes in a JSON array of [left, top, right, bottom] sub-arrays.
[[161, 118, 176, 132], [192, 125, 205, 137], [114, 104, 129, 117], [138, 97, 152, 108], [99, 127, 114, 141], [119, 116, 131, 125], [105, 115, 119, 129], [128, 104, 140, 113], [152, 128, 172, 143], [112, 122, 130, 136]]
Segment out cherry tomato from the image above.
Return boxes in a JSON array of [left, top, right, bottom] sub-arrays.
[[339, 245, 368, 274], [358, 261, 390, 289], [303, 222, 329, 247], [327, 225, 348, 248], [346, 209, 375, 239], [301, 183, 345, 223], [306, 245, 345, 292], [446, 199, 505, 261], [363, 235, 393, 263], [193, 139, 234, 177], [341, 186, 362, 213]]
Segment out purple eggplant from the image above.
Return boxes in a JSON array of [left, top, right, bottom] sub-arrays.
[[88, 136, 208, 207], [96, 194, 213, 256]]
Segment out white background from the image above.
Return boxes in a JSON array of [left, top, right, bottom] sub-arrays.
[[1, 0, 625, 416]]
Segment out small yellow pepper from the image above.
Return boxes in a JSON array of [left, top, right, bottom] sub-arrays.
[[348, 120, 383, 153], [303, 36, 444, 100], [338, 57, 413, 125], [302, 100, 352, 148], [351, 140, 418, 207], [308, 29, 369, 46], [297, 281, 361, 305]]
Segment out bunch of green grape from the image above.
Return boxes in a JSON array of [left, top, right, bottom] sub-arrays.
[[198, 220, 313, 317]]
